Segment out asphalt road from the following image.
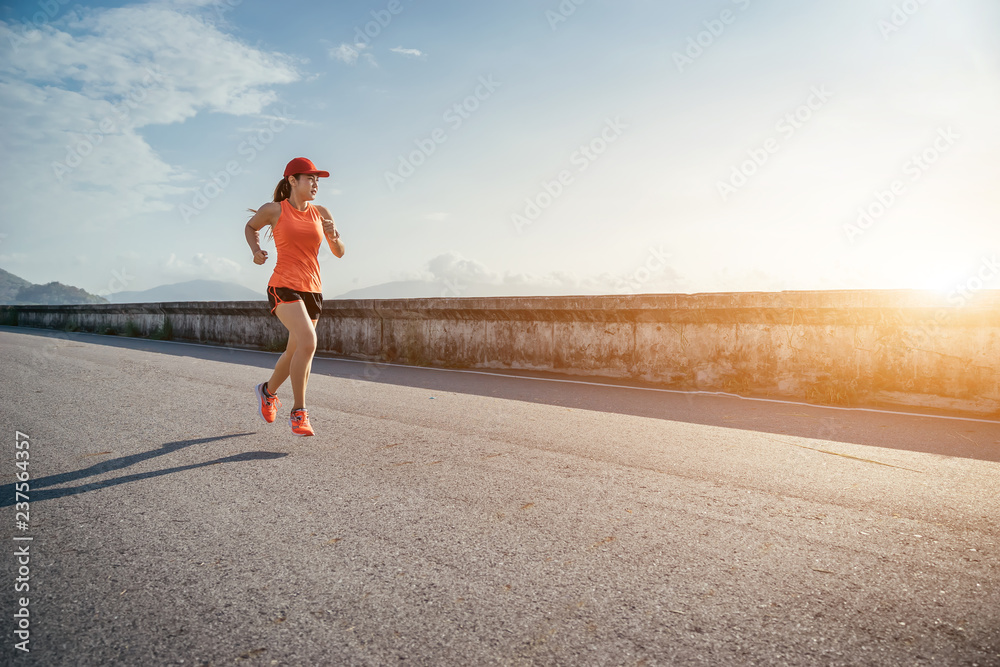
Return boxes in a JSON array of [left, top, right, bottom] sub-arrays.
[[1, 326, 998, 666]]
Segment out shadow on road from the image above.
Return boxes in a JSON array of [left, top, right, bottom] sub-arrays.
[[328, 361, 999, 464], [1, 431, 285, 507], [6, 326, 999, 464]]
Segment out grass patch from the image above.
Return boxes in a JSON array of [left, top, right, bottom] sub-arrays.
[[263, 336, 287, 353], [806, 374, 863, 406], [150, 317, 173, 341]]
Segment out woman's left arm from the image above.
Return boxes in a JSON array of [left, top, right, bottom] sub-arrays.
[[317, 205, 345, 258]]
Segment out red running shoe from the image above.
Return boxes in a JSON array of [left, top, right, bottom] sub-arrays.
[[255, 382, 281, 424], [289, 408, 315, 437]]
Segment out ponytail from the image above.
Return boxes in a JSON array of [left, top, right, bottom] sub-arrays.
[[273, 176, 293, 203]]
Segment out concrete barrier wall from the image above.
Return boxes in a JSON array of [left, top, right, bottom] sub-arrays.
[[3, 290, 999, 417]]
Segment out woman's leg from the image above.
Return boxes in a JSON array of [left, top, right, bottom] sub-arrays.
[[267, 316, 319, 394], [270, 301, 318, 410], [266, 332, 298, 394]]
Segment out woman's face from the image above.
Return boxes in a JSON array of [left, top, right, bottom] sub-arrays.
[[290, 174, 319, 201]]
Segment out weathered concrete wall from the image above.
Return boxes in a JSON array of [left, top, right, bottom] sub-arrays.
[[3, 290, 998, 416]]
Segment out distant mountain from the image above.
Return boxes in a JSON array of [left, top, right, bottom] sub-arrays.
[[0, 268, 108, 305], [17, 282, 109, 305], [335, 280, 456, 299], [333, 280, 609, 300], [0, 268, 31, 303], [108, 279, 264, 303]]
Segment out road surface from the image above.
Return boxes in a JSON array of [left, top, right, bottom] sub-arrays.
[[1, 326, 998, 666]]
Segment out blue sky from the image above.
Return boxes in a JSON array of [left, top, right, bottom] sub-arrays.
[[0, 0, 998, 298]]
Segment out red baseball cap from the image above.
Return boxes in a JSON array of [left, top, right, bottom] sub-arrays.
[[283, 157, 330, 178]]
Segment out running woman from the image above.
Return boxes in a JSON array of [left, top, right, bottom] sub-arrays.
[[244, 157, 345, 436]]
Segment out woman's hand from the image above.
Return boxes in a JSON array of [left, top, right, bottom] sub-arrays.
[[245, 205, 279, 266], [317, 208, 344, 258], [322, 218, 339, 240]]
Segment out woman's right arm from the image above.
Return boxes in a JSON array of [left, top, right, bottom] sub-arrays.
[[245, 203, 281, 265]]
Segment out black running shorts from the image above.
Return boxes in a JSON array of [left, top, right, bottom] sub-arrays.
[[267, 286, 323, 320]]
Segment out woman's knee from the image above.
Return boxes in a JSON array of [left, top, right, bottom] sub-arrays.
[[276, 302, 317, 353], [296, 329, 317, 354]]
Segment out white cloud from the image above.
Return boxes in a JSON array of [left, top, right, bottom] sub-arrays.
[[390, 46, 425, 59], [422, 212, 450, 222], [4, 7, 298, 126], [427, 253, 493, 284], [0, 2, 300, 230], [329, 42, 362, 65], [164, 252, 242, 280], [392, 252, 687, 297], [329, 42, 378, 67]]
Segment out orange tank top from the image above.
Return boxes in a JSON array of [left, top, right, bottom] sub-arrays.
[[268, 200, 324, 293]]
